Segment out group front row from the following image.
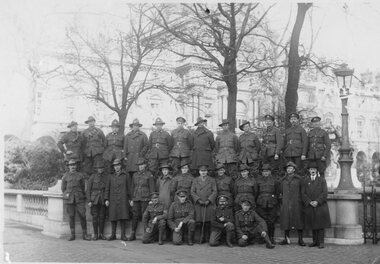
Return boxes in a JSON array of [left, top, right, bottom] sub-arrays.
[[61, 157, 331, 249]]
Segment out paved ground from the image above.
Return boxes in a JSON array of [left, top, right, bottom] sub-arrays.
[[2, 221, 380, 264]]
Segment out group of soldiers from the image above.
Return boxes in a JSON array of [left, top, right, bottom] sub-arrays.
[[59, 113, 331, 249]]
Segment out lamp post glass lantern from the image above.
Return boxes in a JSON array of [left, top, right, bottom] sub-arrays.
[[333, 63, 356, 192]]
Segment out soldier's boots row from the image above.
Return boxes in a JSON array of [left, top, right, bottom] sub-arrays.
[[308, 229, 325, 249], [279, 229, 305, 246], [67, 218, 91, 241], [263, 233, 275, 249]]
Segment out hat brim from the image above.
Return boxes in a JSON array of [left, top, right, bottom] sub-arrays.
[[85, 119, 95, 124], [218, 122, 229, 127], [129, 123, 143, 128], [239, 122, 250, 131], [67, 124, 77, 128], [153, 122, 165, 126], [160, 166, 172, 170], [194, 119, 207, 126], [176, 118, 186, 123]]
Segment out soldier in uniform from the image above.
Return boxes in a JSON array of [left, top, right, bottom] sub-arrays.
[[283, 113, 308, 175], [261, 115, 283, 178], [82, 116, 106, 176], [57, 121, 85, 170], [234, 164, 258, 211], [215, 119, 239, 177], [61, 159, 91, 241], [168, 190, 196, 246], [128, 158, 155, 241], [172, 161, 194, 203], [142, 192, 168, 245], [191, 117, 215, 174], [209, 195, 235, 247], [256, 164, 280, 244], [103, 119, 124, 173], [147, 117, 173, 179], [104, 159, 130, 241], [302, 162, 331, 249], [156, 163, 174, 210], [191, 165, 217, 243], [235, 199, 275, 249], [307, 116, 331, 178], [214, 163, 234, 202], [170, 117, 193, 176], [238, 120, 262, 178], [124, 118, 149, 179], [86, 160, 108, 240], [279, 161, 305, 246]]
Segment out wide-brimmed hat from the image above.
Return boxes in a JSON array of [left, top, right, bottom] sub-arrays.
[[215, 163, 225, 171], [240, 199, 252, 206], [198, 165, 209, 171], [67, 159, 77, 165], [288, 112, 300, 120], [176, 189, 188, 197], [85, 116, 96, 124], [110, 119, 120, 127], [285, 161, 297, 169], [194, 117, 207, 126], [136, 157, 147, 165], [150, 192, 160, 199], [219, 119, 229, 127], [264, 114, 275, 122], [179, 160, 190, 169], [261, 164, 272, 171], [129, 118, 143, 128], [153, 117, 165, 126], [176, 117, 186, 123], [239, 164, 250, 171], [67, 121, 78, 128], [160, 163, 172, 170], [239, 120, 250, 131], [112, 159, 122, 166], [311, 116, 321, 123]]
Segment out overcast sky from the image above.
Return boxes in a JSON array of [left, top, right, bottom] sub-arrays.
[[1, 0, 380, 138]]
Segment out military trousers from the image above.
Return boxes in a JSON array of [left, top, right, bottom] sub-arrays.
[[83, 154, 103, 176], [142, 219, 167, 244], [170, 157, 190, 176], [237, 225, 267, 247], [90, 203, 106, 234], [148, 158, 169, 178], [172, 220, 196, 245], [66, 201, 86, 219], [262, 156, 281, 177], [209, 222, 235, 246], [131, 201, 149, 231]]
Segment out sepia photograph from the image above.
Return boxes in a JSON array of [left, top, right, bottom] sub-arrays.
[[1, 0, 380, 263]]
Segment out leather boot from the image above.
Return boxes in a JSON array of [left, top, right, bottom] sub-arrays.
[[98, 218, 106, 240], [318, 229, 325, 249], [120, 220, 127, 241], [107, 221, 117, 241], [127, 218, 137, 241], [263, 233, 275, 249], [268, 224, 276, 244], [158, 227, 164, 245], [205, 223, 211, 243], [297, 229, 306, 246], [68, 217, 75, 241], [308, 230, 318, 247], [92, 221, 98, 241], [188, 229, 194, 246], [80, 218, 91, 241], [226, 231, 233, 248], [279, 230, 290, 245]]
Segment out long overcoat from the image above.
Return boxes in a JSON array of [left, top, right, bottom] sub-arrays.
[[103, 132, 124, 162], [191, 175, 217, 222], [301, 176, 331, 229], [279, 173, 304, 230], [124, 130, 148, 172], [105, 171, 130, 221], [191, 126, 215, 170], [238, 131, 261, 162]]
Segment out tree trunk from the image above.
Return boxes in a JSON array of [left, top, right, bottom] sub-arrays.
[[284, 3, 312, 128], [227, 79, 238, 132], [118, 110, 128, 134]]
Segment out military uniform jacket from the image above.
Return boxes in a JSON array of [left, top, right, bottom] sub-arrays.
[[234, 176, 258, 205], [82, 127, 106, 157], [261, 126, 283, 158], [103, 131, 124, 161], [283, 125, 308, 157], [156, 175, 174, 209], [142, 202, 167, 229], [172, 173, 194, 195], [170, 127, 193, 158], [256, 176, 280, 208], [131, 170, 155, 201], [147, 130, 173, 159], [124, 130, 148, 172], [210, 205, 234, 229], [215, 131, 239, 163], [168, 200, 194, 229], [57, 131, 85, 161], [307, 127, 331, 159], [215, 174, 234, 198], [191, 126, 215, 169], [105, 171, 131, 221], [61, 172, 86, 204], [191, 176, 217, 222], [279, 173, 304, 230], [86, 172, 109, 205], [238, 131, 261, 162], [235, 209, 267, 237], [301, 176, 331, 229]]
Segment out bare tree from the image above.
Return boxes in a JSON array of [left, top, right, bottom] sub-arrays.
[[152, 3, 284, 131]]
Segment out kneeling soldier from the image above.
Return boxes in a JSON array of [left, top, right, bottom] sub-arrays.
[[142, 192, 168, 245], [61, 159, 91, 241], [209, 195, 235, 247], [86, 160, 109, 240], [168, 190, 196, 246], [235, 199, 275, 249]]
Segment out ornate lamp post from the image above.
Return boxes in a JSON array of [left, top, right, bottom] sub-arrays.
[[333, 63, 356, 192]]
